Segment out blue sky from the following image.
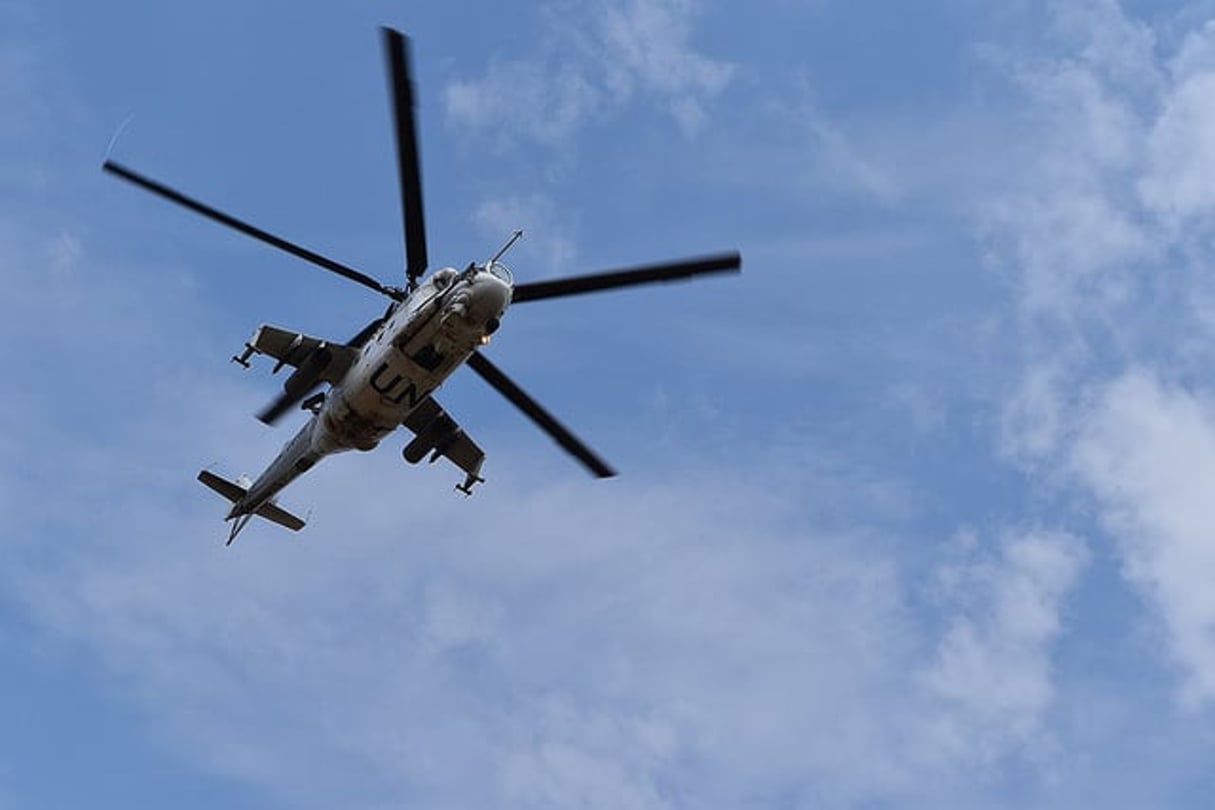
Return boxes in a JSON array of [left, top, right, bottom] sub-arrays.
[[5, 0, 1215, 806]]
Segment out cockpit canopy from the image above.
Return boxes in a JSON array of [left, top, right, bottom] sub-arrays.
[[427, 262, 513, 292], [485, 260, 513, 286]]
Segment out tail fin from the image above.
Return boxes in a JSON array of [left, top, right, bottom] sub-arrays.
[[197, 470, 306, 536]]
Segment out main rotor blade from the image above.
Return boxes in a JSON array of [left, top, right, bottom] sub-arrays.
[[257, 387, 316, 426], [381, 27, 429, 287], [345, 315, 386, 349], [103, 160, 402, 300], [510, 251, 741, 303], [466, 352, 616, 478]]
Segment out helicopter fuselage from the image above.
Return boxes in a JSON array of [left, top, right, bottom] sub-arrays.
[[229, 263, 512, 524]]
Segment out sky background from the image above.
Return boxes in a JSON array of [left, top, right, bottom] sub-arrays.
[[5, 0, 1215, 807]]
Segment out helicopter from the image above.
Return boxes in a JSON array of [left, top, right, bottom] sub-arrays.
[[104, 27, 741, 543]]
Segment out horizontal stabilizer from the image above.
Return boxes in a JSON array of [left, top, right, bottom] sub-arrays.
[[253, 501, 306, 532], [198, 470, 245, 502], [197, 470, 306, 534]]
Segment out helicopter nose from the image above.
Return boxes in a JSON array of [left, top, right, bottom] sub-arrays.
[[471, 273, 512, 320], [441, 271, 513, 344]]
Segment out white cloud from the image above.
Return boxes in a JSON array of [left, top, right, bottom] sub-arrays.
[[1000, 354, 1078, 464], [1141, 23, 1215, 223], [1073, 371, 1215, 706], [976, 23, 1155, 323], [596, 0, 734, 134], [473, 193, 578, 273], [983, 187, 1150, 321], [1049, 0, 1162, 97], [500, 700, 672, 810], [445, 60, 600, 148], [926, 530, 1090, 752], [8, 445, 923, 807], [1142, 71, 1215, 219], [444, 0, 733, 147], [976, 0, 1215, 708]]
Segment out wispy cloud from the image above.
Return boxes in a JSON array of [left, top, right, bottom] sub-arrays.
[[7, 441, 911, 806], [473, 193, 578, 273], [444, 0, 734, 149], [926, 529, 1090, 754], [977, 0, 1215, 706], [1140, 23, 1215, 225], [1072, 371, 1215, 707]]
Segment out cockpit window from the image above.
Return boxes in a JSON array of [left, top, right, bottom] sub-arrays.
[[486, 260, 513, 285]]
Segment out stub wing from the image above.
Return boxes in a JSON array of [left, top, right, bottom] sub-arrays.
[[401, 396, 486, 493], [235, 324, 360, 386]]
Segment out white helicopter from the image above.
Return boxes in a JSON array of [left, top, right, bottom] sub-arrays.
[[105, 28, 741, 543]]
